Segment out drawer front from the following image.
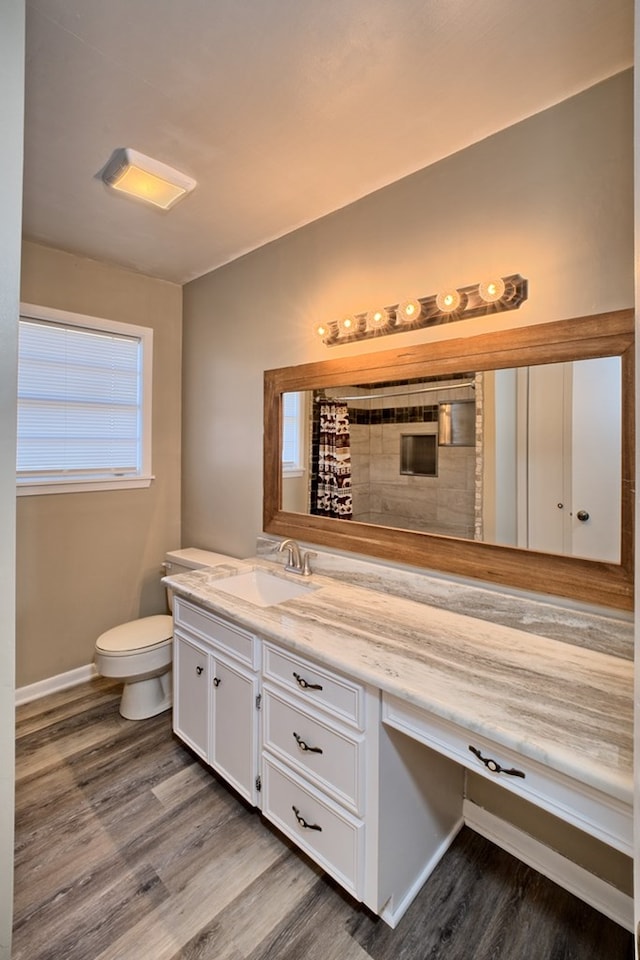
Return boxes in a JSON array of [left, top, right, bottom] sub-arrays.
[[262, 755, 363, 897], [263, 642, 364, 729], [174, 597, 256, 667], [382, 694, 632, 856], [263, 686, 363, 814]]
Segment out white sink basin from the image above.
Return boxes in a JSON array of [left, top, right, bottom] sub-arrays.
[[212, 569, 317, 607]]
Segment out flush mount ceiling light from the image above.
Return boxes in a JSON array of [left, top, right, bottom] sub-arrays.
[[101, 148, 196, 210]]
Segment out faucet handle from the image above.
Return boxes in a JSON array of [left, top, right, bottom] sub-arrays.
[[302, 551, 317, 576]]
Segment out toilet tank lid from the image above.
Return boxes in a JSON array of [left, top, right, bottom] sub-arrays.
[[96, 614, 173, 652], [164, 547, 234, 569]]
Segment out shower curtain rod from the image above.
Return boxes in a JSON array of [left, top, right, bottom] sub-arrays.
[[317, 380, 476, 403]]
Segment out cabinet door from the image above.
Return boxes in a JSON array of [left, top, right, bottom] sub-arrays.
[[173, 633, 209, 760], [211, 655, 259, 805]]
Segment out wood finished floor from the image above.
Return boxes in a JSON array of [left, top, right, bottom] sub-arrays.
[[14, 678, 633, 960]]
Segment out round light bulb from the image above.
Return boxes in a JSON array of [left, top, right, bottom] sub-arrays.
[[396, 299, 423, 324], [436, 290, 461, 313], [479, 278, 506, 303], [366, 308, 389, 331], [313, 321, 330, 340], [337, 314, 357, 335]]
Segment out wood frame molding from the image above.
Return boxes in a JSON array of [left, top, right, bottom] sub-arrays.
[[264, 309, 634, 610]]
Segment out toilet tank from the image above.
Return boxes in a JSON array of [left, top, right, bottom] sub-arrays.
[[163, 547, 234, 610]]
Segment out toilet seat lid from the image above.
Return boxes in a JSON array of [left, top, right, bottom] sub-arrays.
[[96, 614, 173, 653]]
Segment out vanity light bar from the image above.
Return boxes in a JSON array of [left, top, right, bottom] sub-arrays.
[[316, 274, 528, 346]]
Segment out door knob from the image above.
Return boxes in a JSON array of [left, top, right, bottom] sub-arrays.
[[576, 510, 590, 522]]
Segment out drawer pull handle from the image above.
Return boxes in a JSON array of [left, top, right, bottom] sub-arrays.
[[293, 672, 323, 691], [469, 745, 525, 778], [195, 666, 203, 676], [293, 732, 323, 754], [213, 677, 221, 687], [292, 805, 322, 831]]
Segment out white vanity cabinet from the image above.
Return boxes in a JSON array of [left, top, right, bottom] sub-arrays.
[[383, 693, 633, 857], [166, 567, 633, 932], [261, 641, 371, 900], [172, 597, 261, 806], [259, 641, 464, 927], [172, 603, 465, 926]]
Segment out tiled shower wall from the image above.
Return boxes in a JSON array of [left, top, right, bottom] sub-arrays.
[[348, 382, 479, 538]]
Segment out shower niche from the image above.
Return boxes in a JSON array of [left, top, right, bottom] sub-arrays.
[[400, 434, 438, 477]]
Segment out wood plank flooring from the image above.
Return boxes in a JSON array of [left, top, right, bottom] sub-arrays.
[[14, 678, 633, 960]]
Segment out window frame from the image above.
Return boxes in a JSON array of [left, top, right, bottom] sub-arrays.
[[282, 390, 305, 478], [17, 303, 154, 496]]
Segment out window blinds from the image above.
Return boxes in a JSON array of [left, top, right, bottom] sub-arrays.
[[17, 318, 143, 480]]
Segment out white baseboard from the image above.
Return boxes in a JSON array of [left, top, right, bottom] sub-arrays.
[[16, 663, 98, 706], [463, 799, 633, 932]]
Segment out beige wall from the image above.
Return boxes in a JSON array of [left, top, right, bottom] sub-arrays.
[[182, 72, 634, 889], [17, 242, 182, 688], [182, 70, 633, 558], [1, 1, 24, 951]]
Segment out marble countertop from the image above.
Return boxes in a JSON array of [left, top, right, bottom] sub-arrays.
[[163, 558, 633, 807]]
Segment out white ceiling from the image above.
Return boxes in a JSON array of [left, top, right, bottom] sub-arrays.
[[22, 0, 633, 285]]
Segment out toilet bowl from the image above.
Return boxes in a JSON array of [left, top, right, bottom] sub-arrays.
[[95, 614, 174, 720], [94, 548, 233, 720]]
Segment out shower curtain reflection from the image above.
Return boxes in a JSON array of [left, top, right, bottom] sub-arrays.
[[311, 397, 352, 519]]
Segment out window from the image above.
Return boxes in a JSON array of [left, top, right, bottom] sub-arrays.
[[282, 391, 304, 476], [17, 304, 153, 495]]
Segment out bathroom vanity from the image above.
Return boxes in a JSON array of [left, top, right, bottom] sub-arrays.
[[164, 556, 633, 929]]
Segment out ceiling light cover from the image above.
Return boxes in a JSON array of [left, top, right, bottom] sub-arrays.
[[101, 148, 196, 210]]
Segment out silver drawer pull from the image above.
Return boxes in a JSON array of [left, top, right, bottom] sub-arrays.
[[293, 672, 323, 691], [469, 745, 525, 778], [292, 805, 322, 831], [293, 731, 323, 754]]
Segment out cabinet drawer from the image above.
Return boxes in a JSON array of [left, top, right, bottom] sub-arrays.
[[263, 643, 364, 729], [262, 755, 363, 897], [263, 685, 363, 814], [382, 694, 633, 856], [174, 597, 257, 667]]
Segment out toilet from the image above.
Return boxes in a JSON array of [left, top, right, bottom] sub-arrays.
[[94, 548, 233, 720]]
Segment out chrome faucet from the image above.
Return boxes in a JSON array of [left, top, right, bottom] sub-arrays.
[[278, 538, 316, 576]]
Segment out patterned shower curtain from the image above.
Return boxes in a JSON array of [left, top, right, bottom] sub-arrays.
[[314, 399, 352, 519]]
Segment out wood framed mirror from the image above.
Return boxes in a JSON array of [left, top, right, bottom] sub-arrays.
[[264, 309, 634, 610]]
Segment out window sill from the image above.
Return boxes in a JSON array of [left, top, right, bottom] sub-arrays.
[[16, 476, 155, 496]]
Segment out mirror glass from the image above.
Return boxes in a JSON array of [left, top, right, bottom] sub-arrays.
[[282, 356, 622, 564], [264, 311, 634, 609]]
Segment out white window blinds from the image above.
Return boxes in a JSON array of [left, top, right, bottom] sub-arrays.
[[17, 316, 146, 484]]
